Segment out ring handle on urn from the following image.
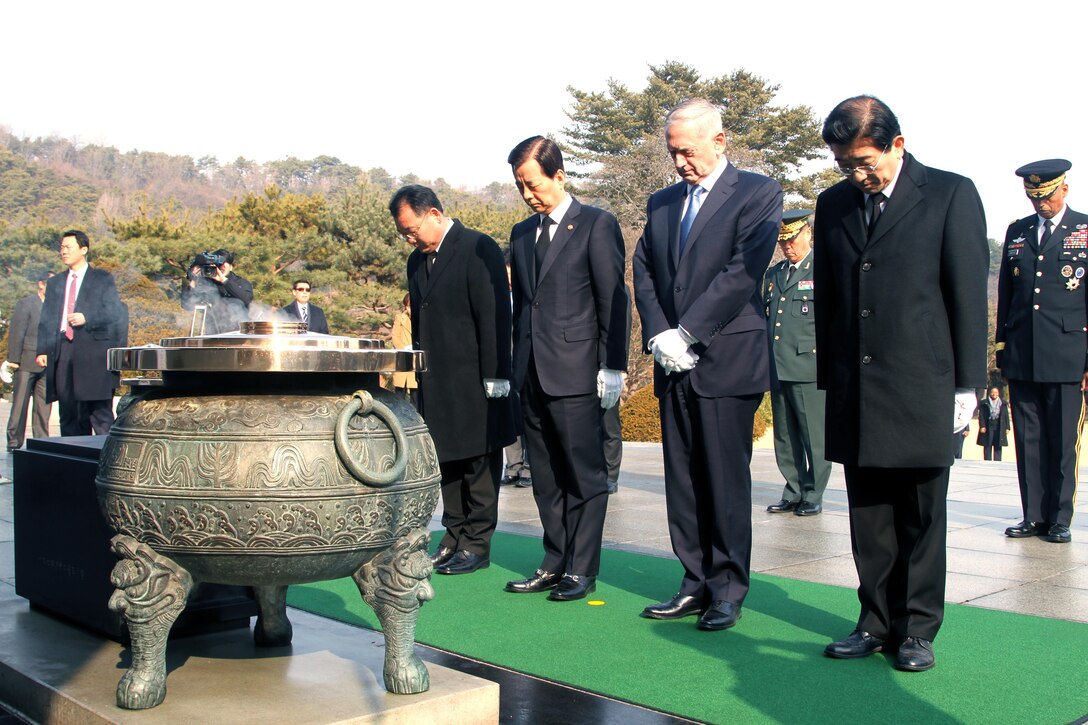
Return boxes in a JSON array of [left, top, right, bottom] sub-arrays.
[[334, 390, 408, 486]]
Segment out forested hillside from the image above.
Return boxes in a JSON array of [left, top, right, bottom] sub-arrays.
[[0, 128, 525, 354]]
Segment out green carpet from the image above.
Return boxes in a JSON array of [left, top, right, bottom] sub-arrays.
[[287, 532, 1088, 725]]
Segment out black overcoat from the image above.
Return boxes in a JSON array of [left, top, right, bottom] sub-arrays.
[[408, 221, 514, 462], [813, 154, 989, 468]]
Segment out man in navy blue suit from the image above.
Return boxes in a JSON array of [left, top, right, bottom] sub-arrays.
[[503, 136, 628, 602], [633, 98, 782, 630]]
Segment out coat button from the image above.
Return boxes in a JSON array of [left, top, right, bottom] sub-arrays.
[[774, 335, 780, 340], [533, 302, 540, 309], [861, 309, 870, 318], [1037, 271, 1043, 277], [1038, 255, 1044, 260], [778, 309, 784, 314], [862, 355, 872, 364], [1034, 288, 1041, 294], [674, 286, 683, 293], [780, 296, 786, 302], [861, 262, 872, 271], [1033, 304, 1040, 310], [775, 322, 781, 327]]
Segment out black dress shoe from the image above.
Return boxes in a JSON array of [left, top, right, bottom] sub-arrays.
[[504, 569, 562, 593], [606, 480, 619, 494], [894, 636, 935, 671], [795, 501, 822, 516], [547, 574, 596, 601], [697, 601, 741, 631], [640, 593, 704, 620], [500, 474, 518, 486], [1041, 524, 1072, 543], [515, 476, 533, 488], [429, 546, 455, 567], [1005, 520, 1044, 538], [435, 550, 489, 575], [824, 630, 884, 659], [767, 499, 799, 513]]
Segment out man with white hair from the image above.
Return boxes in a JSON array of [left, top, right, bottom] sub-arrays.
[[633, 98, 782, 630]]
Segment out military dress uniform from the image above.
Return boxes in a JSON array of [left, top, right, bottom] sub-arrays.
[[996, 159, 1087, 543], [764, 212, 831, 514]]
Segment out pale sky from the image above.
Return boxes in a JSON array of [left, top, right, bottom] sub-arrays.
[[3, 0, 1084, 241]]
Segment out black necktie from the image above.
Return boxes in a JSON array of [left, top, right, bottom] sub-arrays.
[[425, 252, 436, 278], [1040, 219, 1053, 248], [867, 192, 886, 238], [786, 265, 796, 284], [535, 216, 552, 276]]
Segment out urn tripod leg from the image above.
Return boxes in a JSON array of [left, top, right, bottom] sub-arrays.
[[107, 535, 193, 710], [253, 584, 293, 646], [352, 528, 434, 694]]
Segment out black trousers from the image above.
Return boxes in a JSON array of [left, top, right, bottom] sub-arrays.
[[660, 377, 760, 607], [54, 340, 114, 436], [521, 358, 609, 577], [1008, 380, 1083, 527], [844, 465, 949, 641], [437, 450, 502, 555]]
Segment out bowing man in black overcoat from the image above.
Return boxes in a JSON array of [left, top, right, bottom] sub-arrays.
[[814, 96, 988, 672], [390, 185, 515, 576]]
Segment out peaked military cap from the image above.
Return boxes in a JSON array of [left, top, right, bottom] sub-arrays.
[[779, 208, 814, 241], [1015, 159, 1071, 198]]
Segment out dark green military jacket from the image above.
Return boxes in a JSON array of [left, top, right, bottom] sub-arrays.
[[764, 251, 817, 383]]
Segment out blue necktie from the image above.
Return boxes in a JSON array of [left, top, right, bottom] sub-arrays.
[[679, 185, 704, 256]]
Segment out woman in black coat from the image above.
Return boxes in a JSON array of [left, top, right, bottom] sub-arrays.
[[976, 387, 1011, 461]]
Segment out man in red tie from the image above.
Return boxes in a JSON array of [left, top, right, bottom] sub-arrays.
[[36, 230, 126, 435]]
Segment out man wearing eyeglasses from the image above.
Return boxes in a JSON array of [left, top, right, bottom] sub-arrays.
[[814, 96, 988, 672], [280, 280, 329, 334], [763, 209, 831, 517], [389, 184, 514, 576], [996, 159, 1087, 546]]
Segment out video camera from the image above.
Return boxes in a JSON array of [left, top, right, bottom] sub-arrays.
[[191, 250, 231, 278]]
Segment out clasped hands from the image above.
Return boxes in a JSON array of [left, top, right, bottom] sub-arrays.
[[651, 328, 699, 375]]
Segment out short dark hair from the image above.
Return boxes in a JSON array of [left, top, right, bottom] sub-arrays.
[[507, 136, 564, 178], [36, 271, 53, 283], [293, 279, 311, 289], [821, 95, 901, 149], [214, 248, 235, 264], [61, 229, 90, 251], [389, 184, 444, 217]]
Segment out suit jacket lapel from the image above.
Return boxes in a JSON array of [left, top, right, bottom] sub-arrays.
[[867, 154, 924, 248], [677, 163, 738, 263], [537, 198, 582, 284]]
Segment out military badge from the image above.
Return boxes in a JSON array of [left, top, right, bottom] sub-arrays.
[[801, 305, 809, 315], [1013, 235, 1027, 245], [1013, 267, 1020, 276], [1067, 278, 1081, 291], [767, 282, 773, 292], [1077, 267, 1086, 279], [798, 280, 814, 290], [1062, 265, 1074, 277]]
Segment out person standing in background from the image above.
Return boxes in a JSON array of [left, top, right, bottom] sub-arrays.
[[5, 272, 53, 451], [36, 231, 127, 436], [976, 387, 1010, 461], [390, 292, 418, 408]]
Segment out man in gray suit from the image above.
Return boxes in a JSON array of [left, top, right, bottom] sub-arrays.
[[764, 210, 831, 516], [5, 272, 53, 451]]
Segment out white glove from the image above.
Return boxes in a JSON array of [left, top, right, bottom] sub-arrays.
[[953, 389, 977, 433], [662, 350, 699, 375], [483, 378, 511, 398], [597, 369, 624, 409], [0, 361, 14, 384], [651, 328, 699, 374]]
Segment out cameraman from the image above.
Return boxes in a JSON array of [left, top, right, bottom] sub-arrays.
[[181, 248, 254, 334]]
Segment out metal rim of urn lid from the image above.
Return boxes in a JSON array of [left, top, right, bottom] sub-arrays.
[[106, 321, 426, 373]]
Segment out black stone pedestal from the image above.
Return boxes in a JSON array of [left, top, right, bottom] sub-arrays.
[[13, 435, 257, 642]]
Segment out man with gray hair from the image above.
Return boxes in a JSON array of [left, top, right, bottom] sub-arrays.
[[633, 98, 782, 630]]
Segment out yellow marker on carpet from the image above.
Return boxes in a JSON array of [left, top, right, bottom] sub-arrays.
[[587, 600, 605, 606]]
